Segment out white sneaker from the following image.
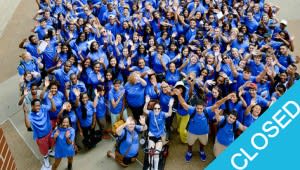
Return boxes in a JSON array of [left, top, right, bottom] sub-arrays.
[[43, 156, 50, 168], [48, 149, 55, 157]]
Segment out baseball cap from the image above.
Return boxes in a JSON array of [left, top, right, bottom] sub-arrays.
[[280, 19, 288, 26], [248, 83, 257, 90], [174, 81, 185, 89]]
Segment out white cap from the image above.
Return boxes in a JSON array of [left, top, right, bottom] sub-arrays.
[[174, 81, 185, 89], [280, 19, 288, 26]]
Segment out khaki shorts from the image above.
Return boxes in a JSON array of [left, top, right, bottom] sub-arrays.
[[187, 132, 208, 146], [213, 139, 227, 157]]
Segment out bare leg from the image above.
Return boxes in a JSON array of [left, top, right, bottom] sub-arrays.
[[52, 158, 62, 170]]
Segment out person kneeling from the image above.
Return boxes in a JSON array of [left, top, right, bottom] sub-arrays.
[[107, 116, 147, 167]]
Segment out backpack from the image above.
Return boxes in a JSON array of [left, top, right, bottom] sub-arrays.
[[186, 108, 209, 130], [217, 115, 237, 132], [18, 59, 37, 72], [115, 127, 138, 152], [115, 128, 128, 152]]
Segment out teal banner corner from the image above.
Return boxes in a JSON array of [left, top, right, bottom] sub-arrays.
[[206, 80, 300, 170]]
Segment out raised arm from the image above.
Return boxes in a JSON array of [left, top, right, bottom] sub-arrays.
[[244, 99, 256, 116], [137, 73, 147, 87], [19, 38, 27, 49], [143, 95, 150, 115], [256, 66, 267, 83], [40, 78, 50, 100], [48, 93, 57, 112], [228, 58, 238, 78], [165, 98, 174, 117], [174, 89, 189, 111], [211, 93, 234, 111]]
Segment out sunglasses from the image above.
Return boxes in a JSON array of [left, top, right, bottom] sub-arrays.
[[154, 107, 161, 110]]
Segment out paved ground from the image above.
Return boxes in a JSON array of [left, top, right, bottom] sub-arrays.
[[0, 0, 299, 170]]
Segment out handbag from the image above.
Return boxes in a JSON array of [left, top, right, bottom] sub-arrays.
[[112, 110, 126, 136]]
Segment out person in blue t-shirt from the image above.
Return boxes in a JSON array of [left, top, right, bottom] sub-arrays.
[[75, 92, 96, 149], [19, 35, 39, 59], [53, 61, 74, 92], [51, 116, 76, 170], [108, 80, 127, 125], [214, 111, 247, 157], [176, 91, 235, 162], [143, 96, 174, 170], [25, 97, 56, 168], [124, 72, 147, 121], [41, 80, 65, 129], [244, 100, 262, 127], [107, 116, 147, 167], [93, 86, 107, 133]]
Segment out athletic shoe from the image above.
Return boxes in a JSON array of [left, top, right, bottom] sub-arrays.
[[199, 151, 206, 161], [48, 149, 55, 157], [43, 156, 50, 168], [185, 151, 192, 162]]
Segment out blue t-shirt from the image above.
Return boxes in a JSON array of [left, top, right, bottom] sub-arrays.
[[43, 91, 65, 120], [24, 43, 39, 59], [95, 96, 106, 118], [148, 111, 167, 138], [216, 116, 241, 146], [17, 59, 40, 76], [41, 43, 56, 70], [118, 125, 143, 158], [165, 69, 181, 86], [187, 106, 214, 135], [76, 101, 95, 127], [151, 52, 170, 74], [69, 81, 87, 103], [145, 84, 161, 100], [227, 101, 244, 123], [54, 68, 74, 92], [159, 92, 172, 112], [244, 114, 257, 127], [51, 127, 75, 158], [109, 88, 125, 114], [124, 82, 146, 107], [243, 92, 269, 108], [247, 60, 264, 76], [29, 105, 52, 140]]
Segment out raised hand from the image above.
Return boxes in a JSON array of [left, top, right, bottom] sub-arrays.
[[65, 130, 71, 138], [54, 129, 60, 138], [169, 98, 175, 106], [139, 115, 146, 125], [145, 95, 150, 103], [73, 88, 80, 97], [44, 77, 50, 88], [48, 92, 53, 99], [23, 88, 29, 96]]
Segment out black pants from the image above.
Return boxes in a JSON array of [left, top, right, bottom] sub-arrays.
[[128, 105, 144, 122], [82, 126, 95, 148]]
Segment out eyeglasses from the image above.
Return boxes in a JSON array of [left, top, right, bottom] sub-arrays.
[[154, 107, 161, 110]]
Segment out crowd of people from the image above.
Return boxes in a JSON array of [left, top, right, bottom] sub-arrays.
[[17, 0, 299, 169]]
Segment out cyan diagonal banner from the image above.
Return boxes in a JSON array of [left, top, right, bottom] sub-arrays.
[[206, 80, 300, 170]]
